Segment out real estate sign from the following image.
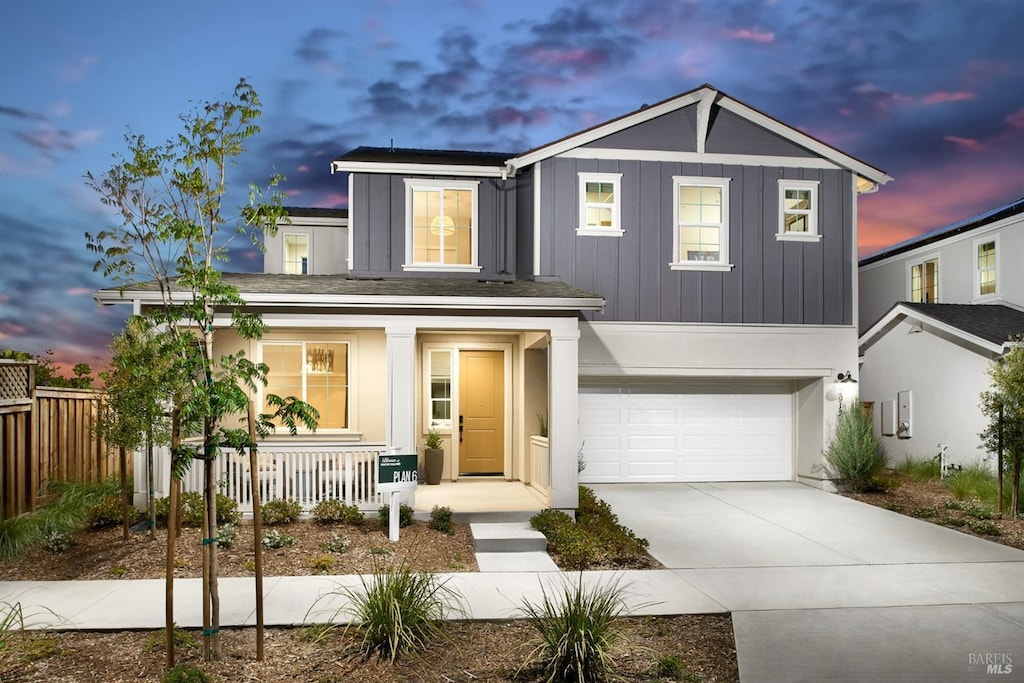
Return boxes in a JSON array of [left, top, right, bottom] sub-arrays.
[[377, 453, 418, 493]]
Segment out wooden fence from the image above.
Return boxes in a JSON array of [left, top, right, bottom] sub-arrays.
[[0, 360, 120, 519]]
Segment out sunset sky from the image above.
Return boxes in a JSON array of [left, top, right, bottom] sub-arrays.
[[2, 0, 1023, 376]]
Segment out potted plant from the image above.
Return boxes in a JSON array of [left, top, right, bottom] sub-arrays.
[[424, 428, 444, 485]]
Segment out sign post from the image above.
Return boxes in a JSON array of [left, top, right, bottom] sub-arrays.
[[377, 452, 418, 542]]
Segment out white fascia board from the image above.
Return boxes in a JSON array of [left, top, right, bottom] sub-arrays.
[[558, 147, 841, 170], [858, 303, 1002, 356], [330, 161, 505, 177], [278, 216, 347, 228], [716, 96, 893, 187], [96, 288, 604, 312], [506, 88, 710, 173], [225, 312, 582, 333]]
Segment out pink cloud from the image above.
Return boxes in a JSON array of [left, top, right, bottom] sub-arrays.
[[297, 164, 310, 173], [920, 90, 975, 105], [943, 135, 985, 151], [1006, 108, 1024, 129], [723, 27, 774, 43], [319, 192, 348, 208], [65, 287, 93, 296], [0, 321, 28, 339], [527, 47, 606, 68], [285, 189, 303, 197]]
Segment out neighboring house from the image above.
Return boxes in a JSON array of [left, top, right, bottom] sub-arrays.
[[858, 197, 1024, 465], [96, 83, 891, 511]]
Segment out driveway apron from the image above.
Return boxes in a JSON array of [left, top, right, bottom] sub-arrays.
[[591, 482, 1024, 682]]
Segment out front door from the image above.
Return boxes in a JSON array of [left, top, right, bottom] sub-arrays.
[[458, 350, 504, 475]]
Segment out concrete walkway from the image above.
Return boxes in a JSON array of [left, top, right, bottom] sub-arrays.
[[3, 482, 1024, 681]]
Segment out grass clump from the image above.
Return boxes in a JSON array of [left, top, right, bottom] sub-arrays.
[[517, 574, 630, 683], [311, 499, 364, 524], [260, 498, 302, 525], [88, 494, 141, 528], [894, 456, 941, 482], [429, 505, 454, 534], [162, 665, 211, 683], [378, 503, 414, 529], [316, 558, 464, 663], [823, 401, 886, 492]]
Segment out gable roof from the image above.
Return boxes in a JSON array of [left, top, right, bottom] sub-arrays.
[[94, 273, 605, 313], [860, 195, 1024, 266], [331, 83, 892, 190], [860, 302, 1024, 357]]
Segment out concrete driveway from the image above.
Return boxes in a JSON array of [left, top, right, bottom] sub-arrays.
[[592, 482, 1024, 682]]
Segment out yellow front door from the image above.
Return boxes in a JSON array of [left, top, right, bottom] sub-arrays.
[[458, 350, 504, 475]]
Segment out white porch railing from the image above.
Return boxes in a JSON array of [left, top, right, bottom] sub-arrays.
[[530, 435, 550, 494], [144, 442, 388, 513]]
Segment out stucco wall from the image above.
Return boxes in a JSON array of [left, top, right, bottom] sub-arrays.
[[859, 318, 994, 466]]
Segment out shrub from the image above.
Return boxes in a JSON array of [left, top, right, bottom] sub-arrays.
[[894, 456, 940, 482], [162, 665, 211, 683], [261, 529, 296, 550], [653, 653, 686, 680], [322, 558, 464, 663], [429, 506, 454, 534], [155, 491, 240, 528], [309, 555, 335, 574], [378, 503, 414, 529], [945, 463, 999, 503], [261, 498, 302, 525], [43, 529, 74, 553], [823, 401, 886, 493], [966, 519, 1001, 536], [320, 533, 350, 554], [517, 574, 630, 683], [88, 494, 141, 528], [311, 499, 364, 525], [216, 522, 238, 549]]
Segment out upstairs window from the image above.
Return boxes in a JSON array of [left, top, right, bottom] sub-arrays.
[[262, 341, 350, 430], [283, 234, 309, 274], [404, 179, 479, 271], [671, 176, 732, 271], [909, 257, 939, 303], [975, 237, 997, 298], [577, 172, 623, 236], [777, 179, 820, 242]]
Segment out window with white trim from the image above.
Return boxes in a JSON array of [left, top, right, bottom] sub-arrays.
[[261, 341, 350, 430], [283, 234, 309, 274], [577, 172, 623, 236], [671, 176, 732, 271], [427, 349, 453, 429], [974, 237, 997, 298], [404, 179, 479, 271], [909, 257, 939, 303], [777, 179, 820, 241]]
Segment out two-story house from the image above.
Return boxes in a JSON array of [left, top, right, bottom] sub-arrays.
[[858, 196, 1024, 465], [98, 83, 891, 511]]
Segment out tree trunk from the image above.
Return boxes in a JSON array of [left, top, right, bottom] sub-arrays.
[[147, 430, 156, 541], [203, 416, 221, 661], [248, 402, 265, 661], [120, 446, 129, 543], [1012, 452, 1021, 518], [165, 409, 181, 670]]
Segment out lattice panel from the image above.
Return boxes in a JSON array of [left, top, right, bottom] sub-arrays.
[[0, 364, 30, 401]]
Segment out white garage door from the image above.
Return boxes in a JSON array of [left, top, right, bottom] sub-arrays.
[[578, 383, 793, 483]]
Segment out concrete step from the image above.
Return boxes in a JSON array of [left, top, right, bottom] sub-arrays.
[[470, 522, 548, 553], [476, 551, 560, 572]]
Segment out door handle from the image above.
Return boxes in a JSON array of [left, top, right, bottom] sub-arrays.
[[459, 415, 464, 443]]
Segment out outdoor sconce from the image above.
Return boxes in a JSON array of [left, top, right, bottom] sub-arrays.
[[835, 370, 858, 413]]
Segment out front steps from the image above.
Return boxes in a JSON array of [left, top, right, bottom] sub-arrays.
[[470, 522, 559, 572]]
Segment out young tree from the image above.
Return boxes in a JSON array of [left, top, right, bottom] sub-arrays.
[[85, 78, 314, 663], [980, 337, 1024, 517]]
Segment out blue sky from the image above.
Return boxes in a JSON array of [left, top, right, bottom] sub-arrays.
[[2, 0, 1024, 375]]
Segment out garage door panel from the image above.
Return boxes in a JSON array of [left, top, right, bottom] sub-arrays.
[[579, 386, 793, 483]]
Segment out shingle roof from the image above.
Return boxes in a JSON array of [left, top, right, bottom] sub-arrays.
[[902, 303, 1024, 346], [282, 207, 348, 219], [97, 273, 604, 310], [860, 196, 1024, 266], [333, 146, 514, 167]]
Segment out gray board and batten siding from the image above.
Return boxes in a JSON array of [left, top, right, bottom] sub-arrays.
[[538, 157, 854, 326], [349, 172, 520, 279]]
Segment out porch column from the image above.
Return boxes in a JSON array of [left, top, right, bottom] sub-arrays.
[[385, 324, 417, 454], [548, 326, 580, 511]]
